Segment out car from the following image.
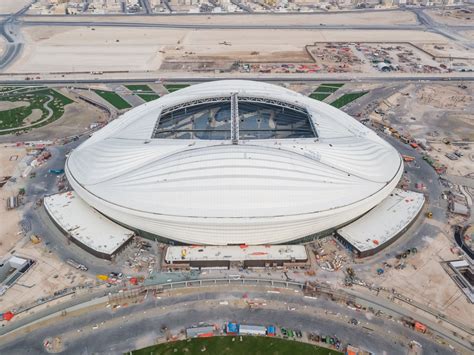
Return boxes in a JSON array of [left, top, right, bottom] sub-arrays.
[[329, 337, 335, 345], [288, 329, 294, 338], [295, 330, 303, 338], [350, 318, 359, 325], [281, 328, 287, 336]]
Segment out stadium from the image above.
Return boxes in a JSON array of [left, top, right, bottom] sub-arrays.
[[62, 80, 404, 247]]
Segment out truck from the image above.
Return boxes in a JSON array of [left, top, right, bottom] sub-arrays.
[[400, 136, 411, 144], [402, 155, 415, 162], [239, 324, 267, 336], [66, 259, 88, 271], [30, 234, 42, 244], [49, 169, 65, 175], [402, 317, 427, 334]]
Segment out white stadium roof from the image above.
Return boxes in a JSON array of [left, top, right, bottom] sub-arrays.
[[337, 189, 425, 253], [44, 191, 134, 256], [66, 80, 403, 245]]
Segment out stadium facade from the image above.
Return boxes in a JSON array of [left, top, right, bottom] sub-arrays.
[[65, 80, 403, 245]]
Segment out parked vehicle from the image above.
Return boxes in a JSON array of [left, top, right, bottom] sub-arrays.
[[66, 259, 88, 271]]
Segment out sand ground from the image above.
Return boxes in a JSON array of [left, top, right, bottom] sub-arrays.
[[0, 146, 27, 255], [0, 143, 95, 312], [430, 142, 474, 177], [0, 0, 31, 14], [6, 26, 448, 74], [421, 42, 474, 60], [375, 83, 473, 142], [459, 30, 474, 41], [0, 241, 94, 311], [0, 101, 29, 111], [426, 9, 474, 27], [378, 230, 470, 323]]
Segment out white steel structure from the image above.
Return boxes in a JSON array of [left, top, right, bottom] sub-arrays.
[[66, 80, 403, 245]]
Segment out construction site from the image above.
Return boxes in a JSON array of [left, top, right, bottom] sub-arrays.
[[0, 1, 473, 351], [0, 77, 471, 322], [160, 40, 473, 75]]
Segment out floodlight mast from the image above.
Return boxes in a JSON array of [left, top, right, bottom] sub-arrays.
[[231, 92, 239, 145]]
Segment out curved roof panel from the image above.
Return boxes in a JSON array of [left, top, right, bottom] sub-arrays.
[[66, 80, 402, 242]]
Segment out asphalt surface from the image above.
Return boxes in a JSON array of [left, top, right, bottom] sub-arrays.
[[0, 289, 454, 355], [19, 20, 424, 30], [17, 138, 119, 276], [412, 8, 474, 48], [2, 76, 474, 87], [0, 2, 29, 69]]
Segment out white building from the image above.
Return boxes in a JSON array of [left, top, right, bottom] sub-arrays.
[[65, 80, 403, 245]]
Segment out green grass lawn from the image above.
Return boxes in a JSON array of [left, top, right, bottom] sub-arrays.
[[165, 84, 190, 93], [137, 93, 160, 102], [330, 91, 368, 109], [125, 84, 154, 92], [320, 83, 345, 88], [123, 85, 159, 102], [309, 84, 345, 101], [131, 336, 343, 355], [0, 87, 74, 132], [314, 85, 343, 94], [93, 90, 132, 110], [310, 92, 331, 101]]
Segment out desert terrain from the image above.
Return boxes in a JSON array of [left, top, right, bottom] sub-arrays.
[[6, 26, 449, 74], [0, 0, 31, 14]]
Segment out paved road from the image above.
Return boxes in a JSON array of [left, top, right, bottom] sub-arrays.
[[413, 8, 474, 48], [140, 0, 152, 15], [13, 6, 462, 18], [19, 19, 424, 30], [0, 1, 31, 69], [0, 288, 455, 355], [0, 18, 23, 70], [1, 76, 474, 87]]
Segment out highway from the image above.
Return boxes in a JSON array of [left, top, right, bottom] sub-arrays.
[[0, 1, 30, 70], [412, 8, 474, 48], [0, 75, 474, 87], [18, 19, 424, 30], [0, 285, 463, 354]]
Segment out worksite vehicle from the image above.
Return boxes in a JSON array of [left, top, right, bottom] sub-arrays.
[[66, 259, 88, 271], [49, 169, 65, 175], [30, 234, 41, 244], [402, 317, 427, 334]]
